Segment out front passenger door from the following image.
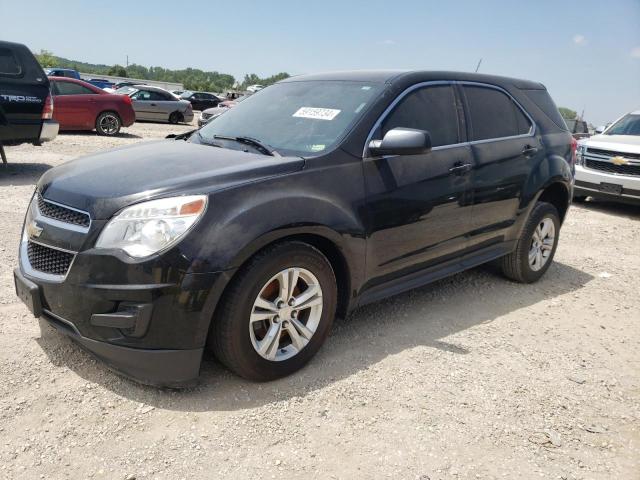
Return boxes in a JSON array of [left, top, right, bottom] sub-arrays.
[[363, 83, 474, 286]]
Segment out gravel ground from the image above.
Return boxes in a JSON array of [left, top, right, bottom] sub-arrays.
[[0, 121, 638, 479]]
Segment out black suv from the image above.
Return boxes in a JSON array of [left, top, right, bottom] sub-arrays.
[[14, 71, 573, 386], [0, 41, 58, 162]]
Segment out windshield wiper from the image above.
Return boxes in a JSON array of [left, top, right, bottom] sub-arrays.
[[196, 131, 224, 148], [213, 135, 280, 156]]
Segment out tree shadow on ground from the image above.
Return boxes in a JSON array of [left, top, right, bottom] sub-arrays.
[[36, 261, 593, 411]]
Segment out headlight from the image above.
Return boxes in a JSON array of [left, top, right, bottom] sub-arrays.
[[576, 144, 587, 165], [96, 195, 207, 258]]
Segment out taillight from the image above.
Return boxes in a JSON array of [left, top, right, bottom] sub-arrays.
[[570, 137, 577, 166], [122, 95, 132, 105], [42, 95, 53, 119]]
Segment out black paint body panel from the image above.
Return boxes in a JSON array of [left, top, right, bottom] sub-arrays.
[[17, 70, 573, 385]]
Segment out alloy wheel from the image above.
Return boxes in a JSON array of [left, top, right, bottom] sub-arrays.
[[249, 267, 323, 361], [528, 217, 555, 271], [99, 114, 119, 135]]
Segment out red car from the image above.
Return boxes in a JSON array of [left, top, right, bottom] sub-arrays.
[[49, 77, 136, 136]]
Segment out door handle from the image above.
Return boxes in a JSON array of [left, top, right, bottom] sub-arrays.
[[522, 145, 538, 156], [150, 103, 157, 106], [449, 163, 472, 175]]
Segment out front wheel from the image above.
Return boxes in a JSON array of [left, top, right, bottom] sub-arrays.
[[210, 241, 337, 381], [95, 111, 121, 136], [501, 202, 560, 283]]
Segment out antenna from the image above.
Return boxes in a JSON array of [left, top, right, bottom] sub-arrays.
[[475, 58, 483, 73]]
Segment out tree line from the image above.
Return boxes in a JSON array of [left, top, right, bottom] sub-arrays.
[[34, 50, 290, 93]]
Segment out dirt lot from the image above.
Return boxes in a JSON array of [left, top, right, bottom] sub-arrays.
[[0, 122, 638, 479]]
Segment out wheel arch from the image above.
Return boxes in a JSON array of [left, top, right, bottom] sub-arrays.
[[221, 228, 354, 317], [537, 181, 571, 221]]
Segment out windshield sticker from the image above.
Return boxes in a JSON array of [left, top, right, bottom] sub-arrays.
[[293, 107, 341, 121], [310, 144, 326, 152]]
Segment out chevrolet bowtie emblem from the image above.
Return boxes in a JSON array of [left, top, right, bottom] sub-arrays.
[[611, 156, 628, 166], [27, 221, 43, 239]]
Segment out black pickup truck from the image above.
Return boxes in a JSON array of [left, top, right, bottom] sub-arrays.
[[0, 41, 58, 163]]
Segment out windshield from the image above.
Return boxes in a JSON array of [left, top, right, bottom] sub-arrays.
[[196, 80, 382, 156], [606, 114, 640, 136]]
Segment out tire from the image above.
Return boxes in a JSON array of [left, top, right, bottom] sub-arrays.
[[95, 111, 121, 136], [501, 202, 560, 283], [169, 111, 183, 124], [211, 241, 337, 381]]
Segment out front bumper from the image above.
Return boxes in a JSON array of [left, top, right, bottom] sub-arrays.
[[15, 194, 235, 386], [39, 120, 59, 143], [14, 268, 232, 387], [574, 164, 640, 203]]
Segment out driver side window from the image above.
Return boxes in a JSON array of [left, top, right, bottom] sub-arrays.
[[381, 85, 460, 147]]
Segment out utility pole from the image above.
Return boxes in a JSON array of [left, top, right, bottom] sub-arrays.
[[126, 55, 129, 67], [475, 58, 482, 73]]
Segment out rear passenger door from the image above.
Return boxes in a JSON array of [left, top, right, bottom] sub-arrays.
[[459, 83, 541, 250], [364, 83, 474, 285]]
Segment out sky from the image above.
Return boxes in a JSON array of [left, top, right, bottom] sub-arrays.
[[1, 0, 639, 125]]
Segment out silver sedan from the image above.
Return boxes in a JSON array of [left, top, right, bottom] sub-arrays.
[[117, 85, 194, 124]]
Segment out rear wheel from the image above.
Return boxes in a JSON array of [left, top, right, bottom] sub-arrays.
[[211, 241, 337, 381], [169, 111, 183, 124], [95, 111, 121, 136], [501, 202, 560, 283]]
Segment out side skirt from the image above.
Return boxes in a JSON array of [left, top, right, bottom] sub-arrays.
[[356, 241, 516, 308]]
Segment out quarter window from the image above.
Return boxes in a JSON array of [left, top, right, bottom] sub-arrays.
[[53, 81, 96, 96], [463, 86, 531, 141], [381, 85, 460, 147], [0, 48, 22, 76]]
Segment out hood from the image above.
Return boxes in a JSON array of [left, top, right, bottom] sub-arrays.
[[580, 134, 640, 154], [38, 140, 304, 219]]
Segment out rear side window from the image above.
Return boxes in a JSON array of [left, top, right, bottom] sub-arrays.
[[0, 47, 22, 76], [382, 85, 460, 147], [463, 86, 532, 141], [53, 81, 96, 95], [520, 88, 567, 131], [133, 90, 166, 101]]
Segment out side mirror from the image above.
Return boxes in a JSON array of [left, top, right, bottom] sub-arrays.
[[595, 125, 606, 134], [368, 128, 432, 157]]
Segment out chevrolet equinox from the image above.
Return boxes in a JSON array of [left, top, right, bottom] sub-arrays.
[[14, 71, 574, 386]]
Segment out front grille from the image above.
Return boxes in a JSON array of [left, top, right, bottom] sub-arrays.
[[37, 195, 90, 228], [585, 159, 640, 176], [587, 148, 640, 161], [26, 241, 74, 276]]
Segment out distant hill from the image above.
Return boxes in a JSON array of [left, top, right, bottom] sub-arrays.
[[34, 50, 289, 93]]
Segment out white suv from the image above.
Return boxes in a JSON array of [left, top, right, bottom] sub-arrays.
[[575, 110, 640, 204]]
